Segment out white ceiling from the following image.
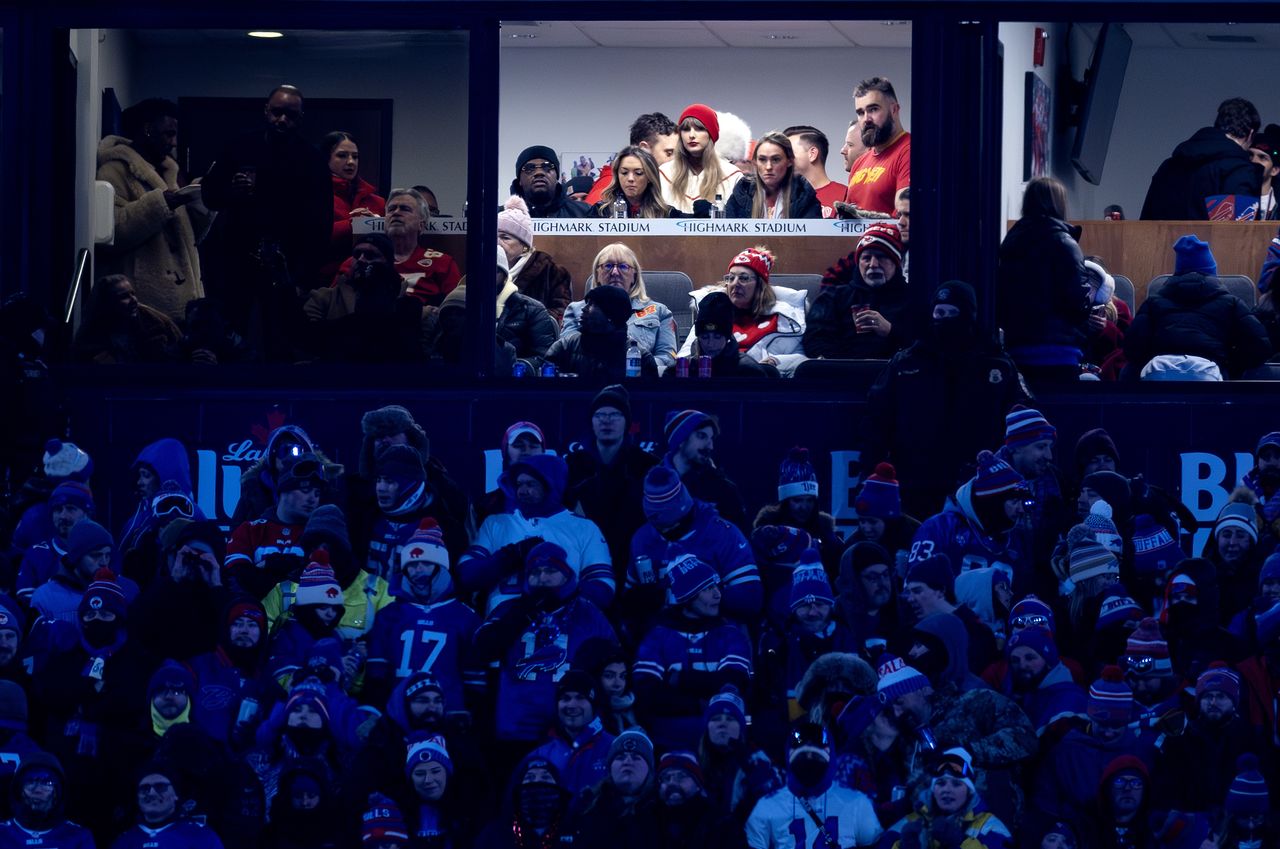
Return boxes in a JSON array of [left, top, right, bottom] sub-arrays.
[[499, 20, 913, 49]]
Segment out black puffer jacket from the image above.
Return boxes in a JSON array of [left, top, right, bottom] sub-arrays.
[[996, 214, 1093, 355], [543, 329, 659, 380], [1140, 126, 1261, 220], [724, 174, 822, 219], [1122, 272, 1271, 378], [497, 288, 559, 368], [804, 271, 914, 359]]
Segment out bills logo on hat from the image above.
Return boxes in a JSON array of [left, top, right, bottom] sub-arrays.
[[89, 596, 103, 610], [409, 547, 425, 559], [989, 369, 1003, 384], [325, 587, 341, 600], [0, 613, 8, 626]]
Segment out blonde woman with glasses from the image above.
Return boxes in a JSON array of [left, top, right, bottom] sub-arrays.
[[561, 243, 677, 372]]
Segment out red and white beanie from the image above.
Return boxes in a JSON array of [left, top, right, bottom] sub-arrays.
[[728, 246, 775, 286], [295, 551, 343, 607], [400, 522, 450, 571], [853, 222, 904, 266]]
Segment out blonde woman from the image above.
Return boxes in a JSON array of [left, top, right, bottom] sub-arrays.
[[561, 242, 677, 371], [658, 104, 743, 214], [725, 131, 821, 219], [594, 146, 670, 219]]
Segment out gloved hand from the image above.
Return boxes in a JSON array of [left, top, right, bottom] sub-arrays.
[[692, 199, 713, 218], [930, 815, 966, 849], [898, 820, 924, 849], [494, 536, 547, 576]]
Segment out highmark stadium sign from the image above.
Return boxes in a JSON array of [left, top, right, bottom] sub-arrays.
[[354, 217, 889, 237]]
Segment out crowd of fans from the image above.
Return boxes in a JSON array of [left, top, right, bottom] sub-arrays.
[[1, 381, 1280, 849]]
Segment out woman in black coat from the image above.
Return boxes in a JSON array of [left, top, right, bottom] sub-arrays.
[[996, 176, 1094, 384], [725, 132, 821, 219]]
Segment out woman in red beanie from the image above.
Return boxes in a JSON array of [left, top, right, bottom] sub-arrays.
[[659, 103, 743, 214]]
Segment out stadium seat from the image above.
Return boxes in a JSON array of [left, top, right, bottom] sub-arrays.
[[1112, 274, 1135, 313], [642, 271, 696, 341], [1147, 274, 1256, 307], [769, 274, 824, 308]]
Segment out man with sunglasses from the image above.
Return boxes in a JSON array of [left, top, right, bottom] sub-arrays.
[[510, 146, 592, 219], [225, 455, 325, 599]]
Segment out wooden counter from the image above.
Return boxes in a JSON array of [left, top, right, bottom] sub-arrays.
[[1068, 220, 1275, 306]]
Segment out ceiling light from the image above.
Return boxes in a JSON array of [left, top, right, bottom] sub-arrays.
[[247, 31, 284, 39], [509, 33, 538, 39], [765, 34, 798, 40], [880, 21, 910, 27]]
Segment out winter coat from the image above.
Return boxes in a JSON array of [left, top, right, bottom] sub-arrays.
[[565, 442, 660, 585], [805, 271, 913, 361], [725, 174, 823, 219], [1141, 126, 1261, 221], [1000, 662, 1088, 738], [324, 175, 385, 279], [230, 424, 345, 526], [680, 286, 809, 376], [996, 215, 1093, 364], [118, 438, 202, 552], [910, 488, 1033, 594], [664, 455, 751, 534], [1032, 728, 1152, 823], [529, 717, 616, 798], [543, 329, 659, 381], [754, 503, 844, 581], [569, 782, 661, 849], [883, 801, 1011, 849], [659, 159, 744, 215], [1123, 272, 1271, 378], [508, 250, 573, 326], [110, 819, 225, 849], [513, 182, 593, 220], [72, 305, 184, 365], [96, 135, 212, 320], [496, 282, 560, 367], [1152, 714, 1268, 812], [562, 296, 678, 371]]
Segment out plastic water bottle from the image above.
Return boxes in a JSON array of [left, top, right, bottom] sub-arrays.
[[613, 196, 628, 219], [711, 193, 725, 219], [625, 338, 642, 378]]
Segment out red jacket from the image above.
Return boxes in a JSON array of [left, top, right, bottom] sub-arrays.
[[323, 176, 386, 281], [336, 245, 461, 307]]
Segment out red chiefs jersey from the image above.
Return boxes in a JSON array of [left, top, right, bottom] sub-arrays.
[[335, 246, 462, 307]]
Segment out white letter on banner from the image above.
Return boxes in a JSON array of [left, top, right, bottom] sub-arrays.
[[831, 450, 862, 521], [195, 449, 218, 520]]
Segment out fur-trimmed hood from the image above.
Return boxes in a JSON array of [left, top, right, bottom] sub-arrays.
[[358, 405, 431, 479], [795, 652, 876, 724]]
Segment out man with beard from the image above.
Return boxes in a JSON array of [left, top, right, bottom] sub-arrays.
[[225, 455, 325, 600], [568, 730, 660, 849], [1002, 627, 1087, 741], [529, 670, 615, 798], [189, 596, 276, 749], [0, 598, 31, 694], [16, 481, 96, 603], [746, 721, 881, 849], [1153, 665, 1265, 812], [626, 467, 760, 628], [510, 146, 592, 219], [112, 763, 224, 848], [656, 751, 731, 849], [0, 754, 95, 849], [31, 520, 140, 626], [843, 77, 911, 215], [835, 542, 904, 655], [661, 409, 749, 532], [866, 281, 1030, 519], [201, 85, 331, 358], [996, 407, 1069, 563], [633, 555, 752, 750], [753, 447, 843, 576], [364, 524, 482, 712], [1118, 618, 1181, 726], [543, 284, 657, 379], [1090, 757, 1155, 849], [806, 223, 913, 359]]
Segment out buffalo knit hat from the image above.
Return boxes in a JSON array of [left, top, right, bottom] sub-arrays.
[[704, 685, 747, 727], [876, 654, 931, 705], [400, 522, 450, 571], [1195, 663, 1240, 706], [1226, 754, 1270, 814], [49, 481, 95, 516], [1007, 626, 1059, 669], [1173, 234, 1217, 276], [667, 553, 719, 605], [79, 568, 127, 620], [1122, 617, 1172, 677], [405, 734, 453, 778], [1069, 538, 1120, 584], [1083, 501, 1123, 554], [678, 104, 720, 142], [664, 409, 718, 452], [971, 450, 1029, 500], [295, 552, 343, 607], [1096, 585, 1143, 632], [643, 465, 694, 528], [362, 793, 410, 846], [285, 680, 330, 723], [609, 728, 655, 771], [789, 557, 835, 610], [1088, 666, 1134, 727], [778, 447, 819, 501], [1009, 595, 1056, 633], [1005, 405, 1057, 448], [1130, 515, 1181, 577], [729, 246, 775, 287], [855, 463, 901, 520], [853, 222, 905, 266]]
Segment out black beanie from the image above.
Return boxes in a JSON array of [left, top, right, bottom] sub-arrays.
[[353, 233, 396, 266], [585, 284, 633, 331], [933, 280, 977, 323], [591, 384, 631, 423], [516, 145, 560, 177], [696, 291, 735, 335]]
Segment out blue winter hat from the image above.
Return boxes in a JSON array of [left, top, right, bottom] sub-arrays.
[[703, 685, 747, 728], [905, 554, 955, 599], [1226, 753, 1270, 815], [1172, 235, 1217, 277], [664, 409, 718, 452], [667, 553, 719, 605], [1096, 584, 1144, 632], [971, 450, 1029, 500], [405, 734, 453, 778], [1130, 515, 1181, 578], [1007, 626, 1059, 669], [48, 481, 95, 516], [0, 595, 27, 636], [1256, 599, 1280, 646], [524, 541, 576, 600], [854, 463, 901, 520], [1005, 405, 1057, 449], [778, 447, 819, 501], [875, 653, 932, 705], [789, 555, 835, 610], [1256, 432, 1280, 456], [643, 465, 693, 528], [147, 659, 195, 702], [64, 519, 114, 565], [1260, 553, 1280, 589]]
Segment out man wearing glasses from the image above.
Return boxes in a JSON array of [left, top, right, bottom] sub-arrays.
[[0, 754, 94, 848], [116, 765, 224, 848], [510, 146, 592, 219]]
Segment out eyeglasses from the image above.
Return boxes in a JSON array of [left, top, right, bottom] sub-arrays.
[[1011, 614, 1050, 630], [521, 161, 557, 175], [593, 411, 625, 421], [598, 262, 633, 273], [1112, 776, 1143, 790], [154, 685, 188, 696], [723, 273, 755, 285], [1121, 654, 1155, 674], [138, 781, 173, 796]]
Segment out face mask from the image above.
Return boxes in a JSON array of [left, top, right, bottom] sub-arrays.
[[82, 619, 121, 648], [1258, 467, 1280, 489], [517, 782, 564, 827], [931, 318, 972, 351], [285, 724, 327, 755], [790, 756, 829, 788]]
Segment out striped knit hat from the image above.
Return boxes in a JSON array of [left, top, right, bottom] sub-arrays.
[[1083, 501, 1123, 554], [362, 793, 410, 845], [1195, 663, 1240, 706], [1005, 405, 1057, 449], [777, 447, 819, 501], [789, 557, 834, 610], [1215, 501, 1258, 542], [1069, 540, 1120, 583], [854, 463, 901, 520], [1087, 666, 1133, 727], [1096, 585, 1143, 632], [79, 567, 128, 619], [643, 466, 694, 528], [1130, 514, 1181, 577], [853, 222, 904, 266], [667, 553, 719, 605], [1009, 596, 1056, 633], [295, 552, 343, 607], [971, 451, 1029, 500], [1226, 754, 1269, 814], [664, 409, 718, 452], [1122, 618, 1172, 678], [875, 654, 932, 705], [405, 734, 453, 778]]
